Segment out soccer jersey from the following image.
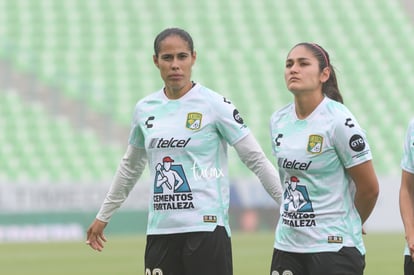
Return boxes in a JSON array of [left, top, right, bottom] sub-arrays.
[[401, 119, 414, 174], [128, 83, 249, 236], [270, 97, 372, 254], [401, 119, 414, 256]]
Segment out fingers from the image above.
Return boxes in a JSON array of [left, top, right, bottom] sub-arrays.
[[85, 219, 108, 252], [86, 234, 106, 252]]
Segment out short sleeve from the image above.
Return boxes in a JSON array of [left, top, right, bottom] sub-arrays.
[[401, 119, 414, 174], [128, 105, 145, 148], [211, 95, 250, 146], [333, 108, 372, 168]]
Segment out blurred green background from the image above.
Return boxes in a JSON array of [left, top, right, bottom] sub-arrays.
[[0, 0, 412, 274]]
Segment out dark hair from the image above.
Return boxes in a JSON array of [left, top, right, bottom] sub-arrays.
[[293, 42, 343, 103], [153, 28, 194, 57]]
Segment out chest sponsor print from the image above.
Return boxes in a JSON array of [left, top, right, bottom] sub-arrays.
[[153, 156, 195, 211], [282, 176, 316, 228]]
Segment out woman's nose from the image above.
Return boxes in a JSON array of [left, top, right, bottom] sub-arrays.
[[171, 58, 179, 69], [290, 63, 299, 72]]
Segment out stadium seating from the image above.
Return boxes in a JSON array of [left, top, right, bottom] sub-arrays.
[[0, 0, 413, 181], [0, 90, 121, 181]]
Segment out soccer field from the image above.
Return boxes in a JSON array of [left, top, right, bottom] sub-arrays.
[[0, 232, 405, 275]]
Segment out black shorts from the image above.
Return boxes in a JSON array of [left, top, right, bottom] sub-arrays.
[[270, 247, 365, 275], [405, 255, 414, 275], [145, 226, 232, 275]]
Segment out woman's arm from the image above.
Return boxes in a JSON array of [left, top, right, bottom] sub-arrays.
[[347, 160, 379, 225], [234, 133, 283, 207], [96, 145, 147, 222], [86, 145, 147, 251], [400, 170, 414, 260]]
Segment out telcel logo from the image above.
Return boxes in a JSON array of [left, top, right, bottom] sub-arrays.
[[149, 137, 191, 148], [279, 158, 312, 171]]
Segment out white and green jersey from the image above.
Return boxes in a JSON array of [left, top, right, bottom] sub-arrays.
[[401, 119, 414, 256], [401, 119, 414, 174], [128, 83, 249, 236], [270, 97, 372, 254]]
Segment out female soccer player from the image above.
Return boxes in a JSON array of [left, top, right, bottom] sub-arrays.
[[85, 27, 283, 275], [400, 118, 414, 275], [269, 42, 379, 275]]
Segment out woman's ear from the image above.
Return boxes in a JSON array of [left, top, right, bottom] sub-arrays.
[[153, 55, 159, 68], [191, 51, 197, 65], [320, 67, 330, 83]]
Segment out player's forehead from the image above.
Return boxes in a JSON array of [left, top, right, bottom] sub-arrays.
[[158, 35, 192, 55], [286, 45, 315, 61]]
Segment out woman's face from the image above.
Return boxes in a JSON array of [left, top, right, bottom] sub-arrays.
[[284, 45, 328, 95], [153, 35, 196, 98]]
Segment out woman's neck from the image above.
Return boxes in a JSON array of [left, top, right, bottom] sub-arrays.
[[164, 81, 195, 99], [294, 92, 324, 119]]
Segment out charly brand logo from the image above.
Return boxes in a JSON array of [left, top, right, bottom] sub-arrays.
[[145, 116, 155, 128], [344, 117, 355, 128], [223, 97, 231, 104], [186, 112, 202, 130], [191, 161, 224, 181], [275, 133, 283, 147]]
